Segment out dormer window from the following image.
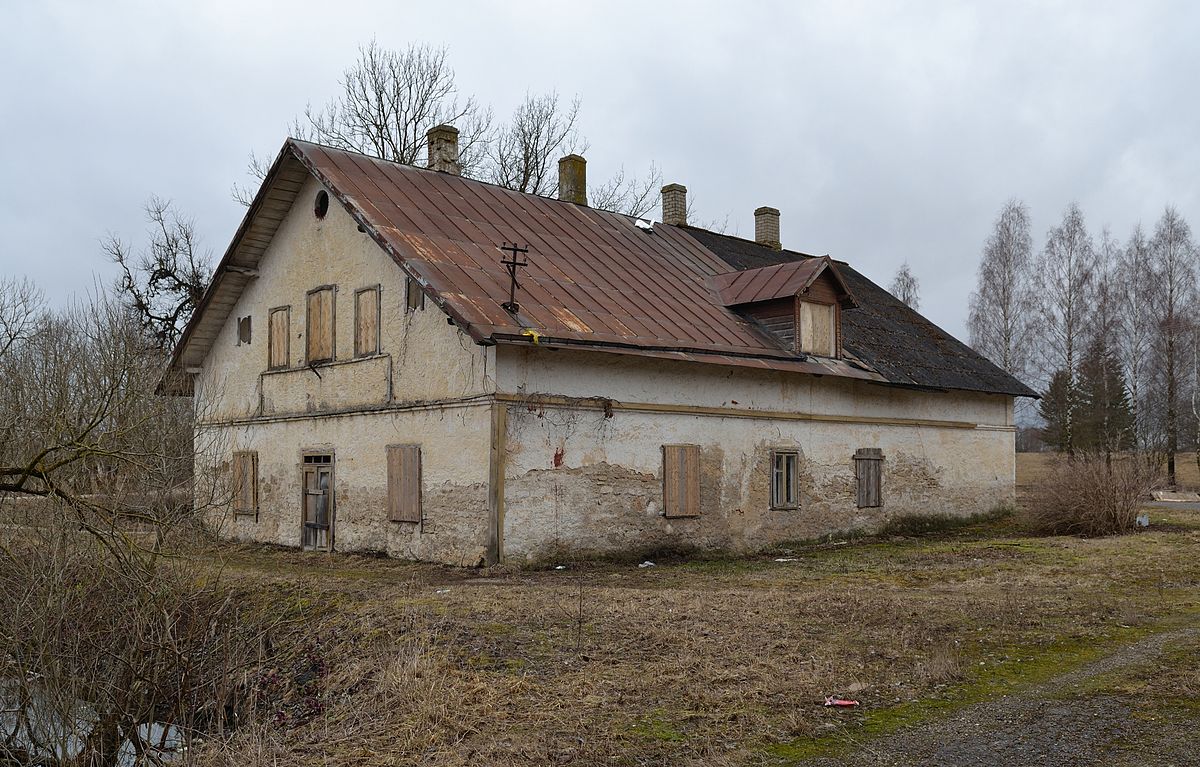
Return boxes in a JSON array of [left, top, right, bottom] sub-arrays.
[[797, 300, 837, 357], [714, 256, 855, 359]]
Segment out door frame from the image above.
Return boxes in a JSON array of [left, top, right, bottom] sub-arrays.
[[299, 449, 336, 552]]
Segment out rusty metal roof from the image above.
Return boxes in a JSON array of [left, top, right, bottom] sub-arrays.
[[712, 256, 855, 307], [165, 139, 1033, 398]]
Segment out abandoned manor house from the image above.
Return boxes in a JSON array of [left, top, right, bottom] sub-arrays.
[[165, 125, 1035, 565]]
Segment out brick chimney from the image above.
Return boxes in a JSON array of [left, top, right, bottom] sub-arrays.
[[426, 124, 460, 175], [754, 206, 781, 250], [661, 183, 687, 226], [558, 154, 587, 205]]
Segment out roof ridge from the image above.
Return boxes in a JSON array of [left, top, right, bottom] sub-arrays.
[[286, 137, 644, 221]]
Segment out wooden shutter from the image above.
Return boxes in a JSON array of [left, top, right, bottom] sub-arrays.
[[798, 300, 836, 357], [306, 287, 334, 363], [355, 287, 379, 357], [854, 448, 883, 508], [232, 451, 258, 516], [405, 277, 425, 312], [268, 307, 290, 369], [663, 444, 700, 518], [387, 444, 422, 523]]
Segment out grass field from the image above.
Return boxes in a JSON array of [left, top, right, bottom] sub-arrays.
[[194, 457, 1200, 766]]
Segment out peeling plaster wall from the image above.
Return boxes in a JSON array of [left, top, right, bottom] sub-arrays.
[[193, 175, 495, 562], [194, 175, 493, 422], [201, 405, 492, 565], [497, 347, 1017, 563]]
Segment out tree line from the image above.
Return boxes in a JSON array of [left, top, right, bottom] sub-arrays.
[[968, 200, 1199, 485]]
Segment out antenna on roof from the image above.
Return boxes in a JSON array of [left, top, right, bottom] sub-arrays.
[[499, 242, 529, 314]]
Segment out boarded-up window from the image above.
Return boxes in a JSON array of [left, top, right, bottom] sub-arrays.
[[798, 300, 836, 357], [405, 277, 425, 312], [355, 286, 380, 357], [854, 448, 883, 508], [306, 287, 335, 363], [387, 444, 422, 523], [771, 450, 799, 509], [237, 316, 252, 346], [232, 451, 258, 517], [268, 307, 290, 369], [662, 444, 700, 518]]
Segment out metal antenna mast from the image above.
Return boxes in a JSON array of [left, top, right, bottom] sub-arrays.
[[499, 242, 529, 314]]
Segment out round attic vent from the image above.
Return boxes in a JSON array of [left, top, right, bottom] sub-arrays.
[[314, 190, 329, 219]]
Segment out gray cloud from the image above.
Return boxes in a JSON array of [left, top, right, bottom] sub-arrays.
[[3, 1, 1198, 342]]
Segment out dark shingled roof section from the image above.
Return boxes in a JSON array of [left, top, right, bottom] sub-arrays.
[[683, 226, 1038, 398]]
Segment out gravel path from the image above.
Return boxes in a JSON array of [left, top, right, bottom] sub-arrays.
[[801, 624, 1200, 767]]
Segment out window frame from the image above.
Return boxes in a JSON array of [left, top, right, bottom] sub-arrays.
[[770, 449, 800, 510], [267, 305, 291, 370], [353, 284, 382, 358], [305, 285, 337, 365], [386, 444, 423, 524]]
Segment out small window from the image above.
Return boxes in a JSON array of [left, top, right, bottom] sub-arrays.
[[355, 286, 380, 357], [854, 448, 884, 508], [771, 450, 799, 509], [303, 453, 332, 464], [405, 277, 425, 312], [314, 190, 329, 219], [268, 307, 290, 369], [797, 300, 837, 357], [237, 316, 252, 346], [662, 444, 700, 518], [306, 286, 335, 363], [387, 444, 422, 523], [232, 451, 258, 518]]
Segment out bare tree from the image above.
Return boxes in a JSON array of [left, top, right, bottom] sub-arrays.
[[1116, 225, 1156, 449], [105, 198, 213, 351], [1147, 206, 1198, 486], [238, 42, 661, 217], [589, 162, 663, 219], [486, 92, 583, 196], [888, 262, 920, 309], [0, 276, 43, 360], [968, 199, 1038, 387], [1036, 202, 1097, 455], [0, 281, 257, 766], [235, 41, 493, 202]]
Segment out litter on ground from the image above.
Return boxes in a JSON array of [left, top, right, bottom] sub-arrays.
[[823, 696, 860, 707]]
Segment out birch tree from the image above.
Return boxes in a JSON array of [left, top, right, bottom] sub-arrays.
[[889, 263, 921, 309], [1036, 203, 1097, 455], [1147, 206, 1198, 486], [968, 199, 1038, 386], [1116, 225, 1156, 449]]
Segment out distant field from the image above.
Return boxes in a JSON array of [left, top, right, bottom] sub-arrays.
[[1017, 451, 1200, 493]]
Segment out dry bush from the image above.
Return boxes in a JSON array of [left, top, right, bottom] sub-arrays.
[[1022, 453, 1159, 536]]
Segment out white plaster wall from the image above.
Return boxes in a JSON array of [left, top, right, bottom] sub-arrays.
[[193, 175, 494, 423], [501, 405, 1016, 562], [202, 403, 493, 566], [496, 347, 1012, 427], [497, 346, 1018, 563]]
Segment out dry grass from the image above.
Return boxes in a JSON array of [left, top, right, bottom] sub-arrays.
[[185, 494, 1200, 766]]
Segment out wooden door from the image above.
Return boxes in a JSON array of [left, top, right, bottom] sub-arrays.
[[301, 463, 334, 550]]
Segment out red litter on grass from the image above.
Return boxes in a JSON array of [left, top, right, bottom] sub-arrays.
[[824, 696, 859, 707]]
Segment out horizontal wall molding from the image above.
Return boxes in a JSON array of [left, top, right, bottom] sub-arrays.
[[198, 390, 1013, 432], [496, 392, 1008, 431], [197, 393, 493, 428]]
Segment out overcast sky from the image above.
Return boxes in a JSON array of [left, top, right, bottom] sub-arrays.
[[3, 1, 1199, 342]]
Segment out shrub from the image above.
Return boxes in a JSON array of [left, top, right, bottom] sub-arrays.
[[1022, 453, 1159, 536]]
